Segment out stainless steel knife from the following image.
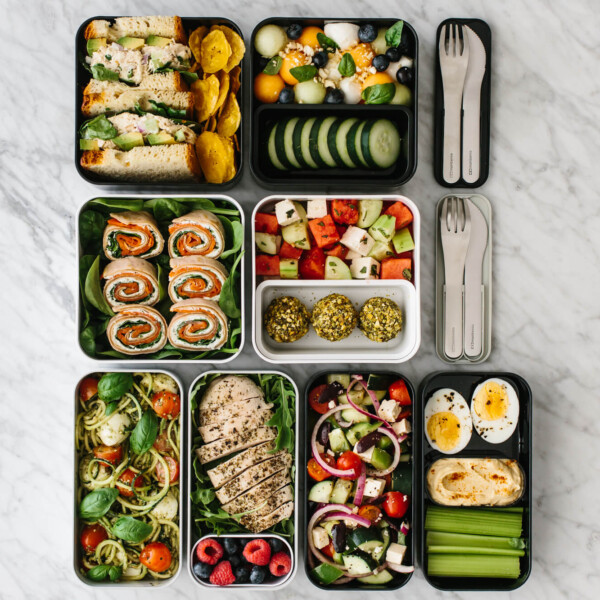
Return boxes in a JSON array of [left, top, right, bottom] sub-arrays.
[[463, 198, 488, 358], [461, 26, 486, 183]]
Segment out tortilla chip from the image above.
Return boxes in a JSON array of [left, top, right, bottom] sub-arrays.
[[189, 26, 208, 63], [214, 71, 230, 114], [200, 30, 231, 73], [211, 25, 246, 72], [217, 93, 241, 138], [192, 75, 220, 123], [196, 131, 228, 183], [229, 66, 241, 95]]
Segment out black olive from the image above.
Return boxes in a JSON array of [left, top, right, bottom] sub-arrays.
[[331, 522, 347, 553], [317, 381, 344, 404], [318, 421, 332, 446], [355, 431, 383, 454]]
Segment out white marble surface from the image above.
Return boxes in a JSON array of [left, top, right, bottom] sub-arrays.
[[1, 0, 599, 598]]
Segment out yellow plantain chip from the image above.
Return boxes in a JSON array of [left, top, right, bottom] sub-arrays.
[[191, 75, 220, 123], [200, 30, 231, 73], [211, 25, 246, 72], [196, 132, 228, 184], [229, 66, 241, 95], [214, 71, 230, 115], [189, 26, 208, 62], [220, 135, 237, 182], [217, 93, 241, 138]]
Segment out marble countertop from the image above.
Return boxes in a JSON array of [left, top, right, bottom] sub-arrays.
[[1, 0, 599, 598]]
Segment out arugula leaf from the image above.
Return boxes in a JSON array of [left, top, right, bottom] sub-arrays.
[[130, 410, 158, 454], [338, 53, 356, 77], [219, 251, 243, 319], [112, 517, 153, 543], [79, 488, 119, 519], [317, 32, 338, 52], [385, 20, 405, 47], [91, 64, 119, 81], [361, 82, 396, 104], [98, 372, 133, 402], [84, 256, 115, 317], [263, 55, 282, 75], [79, 115, 117, 140], [289, 65, 318, 82]]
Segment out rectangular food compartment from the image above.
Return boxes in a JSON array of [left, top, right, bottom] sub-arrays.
[[304, 370, 416, 590], [250, 17, 418, 189], [76, 194, 244, 363], [75, 16, 245, 188], [187, 370, 299, 590], [73, 370, 185, 588], [417, 372, 532, 591]]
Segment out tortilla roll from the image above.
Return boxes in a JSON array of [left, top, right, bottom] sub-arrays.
[[168, 210, 225, 259], [107, 305, 167, 355], [103, 211, 164, 260], [167, 298, 228, 351], [168, 256, 228, 303], [103, 258, 160, 310]]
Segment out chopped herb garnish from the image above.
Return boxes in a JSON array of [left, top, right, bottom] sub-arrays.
[[360, 266, 367, 274]]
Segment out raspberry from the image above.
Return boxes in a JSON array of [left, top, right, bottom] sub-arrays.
[[269, 551, 292, 577], [243, 539, 271, 566], [196, 538, 224, 565], [209, 560, 236, 586]]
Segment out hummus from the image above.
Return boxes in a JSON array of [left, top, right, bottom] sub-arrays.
[[427, 458, 524, 506]]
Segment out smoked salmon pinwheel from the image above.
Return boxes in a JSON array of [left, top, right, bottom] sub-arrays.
[[168, 256, 229, 303], [167, 298, 228, 351], [102, 258, 160, 310], [168, 210, 225, 259], [103, 211, 164, 261], [107, 305, 167, 355]]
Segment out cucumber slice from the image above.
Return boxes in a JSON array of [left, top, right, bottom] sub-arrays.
[[330, 478, 353, 504], [335, 118, 359, 168], [357, 199, 383, 228], [328, 428, 350, 453], [362, 119, 401, 169], [275, 118, 293, 169], [268, 123, 286, 170], [300, 117, 319, 169], [346, 422, 380, 446], [359, 569, 394, 584], [283, 117, 301, 168], [346, 120, 363, 167], [292, 117, 309, 168], [347, 528, 382, 552], [281, 220, 310, 250], [327, 374, 351, 388], [309, 118, 327, 168], [325, 256, 352, 280], [308, 480, 334, 503], [367, 374, 395, 389], [343, 553, 377, 576], [341, 408, 370, 423], [354, 121, 370, 168], [326, 118, 345, 167], [317, 116, 338, 167], [391, 463, 412, 494], [255, 232, 280, 255], [373, 529, 391, 563], [337, 389, 365, 405]]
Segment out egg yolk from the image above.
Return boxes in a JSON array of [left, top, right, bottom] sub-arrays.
[[473, 381, 508, 421], [427, 412, 462, 451], [280, 50, 307, 85]]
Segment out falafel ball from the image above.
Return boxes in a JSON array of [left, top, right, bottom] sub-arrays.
[[311, 293, 358, 342], [359, 297, 403, 342], [265, 296, 310, 343]]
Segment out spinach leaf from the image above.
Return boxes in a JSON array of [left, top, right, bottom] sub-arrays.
[[219, 218, 244, 260], [181, 71, 199, 84], [219, 251, 243, 319], [385, 20, 405, 47], [361, 82, 396, 104], [149, 198, 187, 223], [89, 198, 145, 212], [108, 566, 122, 581], [317, 32, 338, 52], [338, 53, 356, 77], [79, 254, 97, 329], [112, 517, 153, 543], [151, 348, 184, 360], [91, 64, 119, 81], [263, 55, 282, 75], [84, 256, 115, 317], [79, 488, 119, 519], [79, 115, 117, 140], [80, 210, 105, 243], [98, 372, 133, 402], [80, 325, 97, 356], [289, 65, 318, 82], [148, 99, 187, 119], [130, 410, 158, 454]]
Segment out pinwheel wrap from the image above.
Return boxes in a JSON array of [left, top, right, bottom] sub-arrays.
[[167, 298, 228, 351], [106, 305, 167, 355], [102, 257, 160, 310], [168, 256, 228, 303], [103, 211, 164, 260], [167, 210, 225, 259]]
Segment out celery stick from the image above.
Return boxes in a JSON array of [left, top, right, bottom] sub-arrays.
[[428, 546, 525, 557], [427, 554, 521, 578], [426, 531, 526, 551], [425, 507, 523, 538]]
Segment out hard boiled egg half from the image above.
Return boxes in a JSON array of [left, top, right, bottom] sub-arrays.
[[424, 388, 472, 454], [471, 378, 520, 444]]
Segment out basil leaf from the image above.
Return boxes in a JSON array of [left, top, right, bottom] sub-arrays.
[[98, 372, 133, 402], [112, 516, 153, 543], [91, 64, 119, 81], [84, 256, 115, 317], [108, 566, 123, 582], [289, 65, 317, 83], [79, 488, 119, 520], [338, 53, 356, 77], [87, 565, 111, 581], [385, 20, 405, 47], [317, 32, 338, 52], [180, 71, 199, 84], [361, 82, 396, 104], [130, 410, 158, 454], [263, 55, 283, 75], [219, 251, 243, 319], [79, 115, 117, 140], [105, 402, 119, 416]]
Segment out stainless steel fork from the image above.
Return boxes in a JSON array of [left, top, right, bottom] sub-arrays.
[[439, 23, 470, 184], [440, 197, 471, 359]]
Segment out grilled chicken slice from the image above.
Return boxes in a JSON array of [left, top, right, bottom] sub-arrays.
[[199, 408, 273, 443], [200, 375, 264, 411], [241, 501, 294, 533], [221, 469, 291, 515], [197, 427, 277, 464], [198, 397, 273, 426], [240, 484, 293, 521]]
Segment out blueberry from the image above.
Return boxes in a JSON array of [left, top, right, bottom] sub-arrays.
[[287, 23, 303, 40], [193, 561, 213, 580], [235, 565, 251, 583], [269, 538, 285, 553], [250, 565, 267, 584], [229, 554, 242, 568], [278, 88, 295, 104], [223, 538, 239, 555], [324, 89, 343, 104], [372, 54, 390, 72], [358, 23, 377, 43], [396, 66, 414, 85], [386, 47, 401, 62], [312, 51, 328, 69]]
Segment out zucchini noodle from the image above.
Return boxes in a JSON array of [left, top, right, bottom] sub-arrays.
[[76, 372, 181, 583]]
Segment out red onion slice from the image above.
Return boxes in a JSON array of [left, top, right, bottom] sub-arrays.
[[322, 512, 371, 528], [307, 504, 353, 567], [350, 375, 382, 412], [345, 381, 390, 428], [400, 521, 410, 536], [387, 563, 415, 574], [354, 463, 366, 506]]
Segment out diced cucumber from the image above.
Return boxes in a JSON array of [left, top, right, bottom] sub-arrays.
[[330, 478, 354, 504], [274, 118, 294, 169], [347, 528, 382, 552], [325, 256, 352, 280], [268, 123, 286, 170], [281, 220, 310, 250], [294, 201, 308, 223], [255, 232, 280, 255], [359, 569, 394, 584], [308, 480, 334, 503], [343, 553, 377, 576], [335, 117, 359, 167], [361, 119, 401, 169], [369, 214, 396, 243], [357, 199, 383, 228], [328, 428, 350, 453], [367, 374, 395, 389], [392, 227, 415, 254], [391, 463, 412, 494], [332, 551, 345, 565], [372, 390, 387, 401], [370, 447, 393, 470], [372, 529, 391, 563], [317, 116, 338, 167], [283, 117, 301, 168], [300, 117, 319, 169], [311, 563, 344, 585], [292, 117, 309, 168], [377, 434, 393, 449], [337, 389, 365, 405], [327, 374, 351, 389], [341, 408, 370, 423], [280, 258, 298, 279], [346, 422, 380, 446], [309, 118, 327, 168], [368, 241, 395, 261]]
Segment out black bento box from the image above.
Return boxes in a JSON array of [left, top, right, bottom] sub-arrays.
[[75, 16, 245, 189], [416, 372, 532, 592], [304, 370, 416, 591], [250, 18, 418, 190]]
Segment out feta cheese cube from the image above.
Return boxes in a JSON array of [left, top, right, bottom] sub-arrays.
[[315, 442, 325, 455], [386, 542, 407, 565], [306, 198, 328, 219], [350, 257, 380, 280], [378, 399, 402, 422], [392, 418, 412, 436], [363, 478, 386, 497], [346, 249, 362, 260], [312, 526, 330, 550], [353, 444, 375, 462], [275, 199, 300, 227], [340, 226, 375, 256]]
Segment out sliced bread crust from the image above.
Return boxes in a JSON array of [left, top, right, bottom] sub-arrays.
[[85, 16, 186, 43]]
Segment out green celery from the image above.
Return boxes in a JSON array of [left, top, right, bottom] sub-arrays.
[[427, 554, 521, 578], [428, 546, 525, 557], [425, 507, 523, 538], [426, 530, 525, 551]]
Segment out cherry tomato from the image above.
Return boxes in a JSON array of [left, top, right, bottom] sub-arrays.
[[320, 541, 335, 558], [93, 444, 123, 465], [397, 409, 412, 420], [117, 469, 144, 498], [389, 379, 411, 405], [307, 454, 336, 481], [308, 384, 331, 414], [336, 451, 363, 480], [156, 456, 180, 484], [382, 491, 410, 518], [152, 391, 181, 419], [140, 541, 172, 573], [153, 430, 172, 453], [79, 377, 98, 402], [80, 523, 108, 553], [357, 504, 383, 524]]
